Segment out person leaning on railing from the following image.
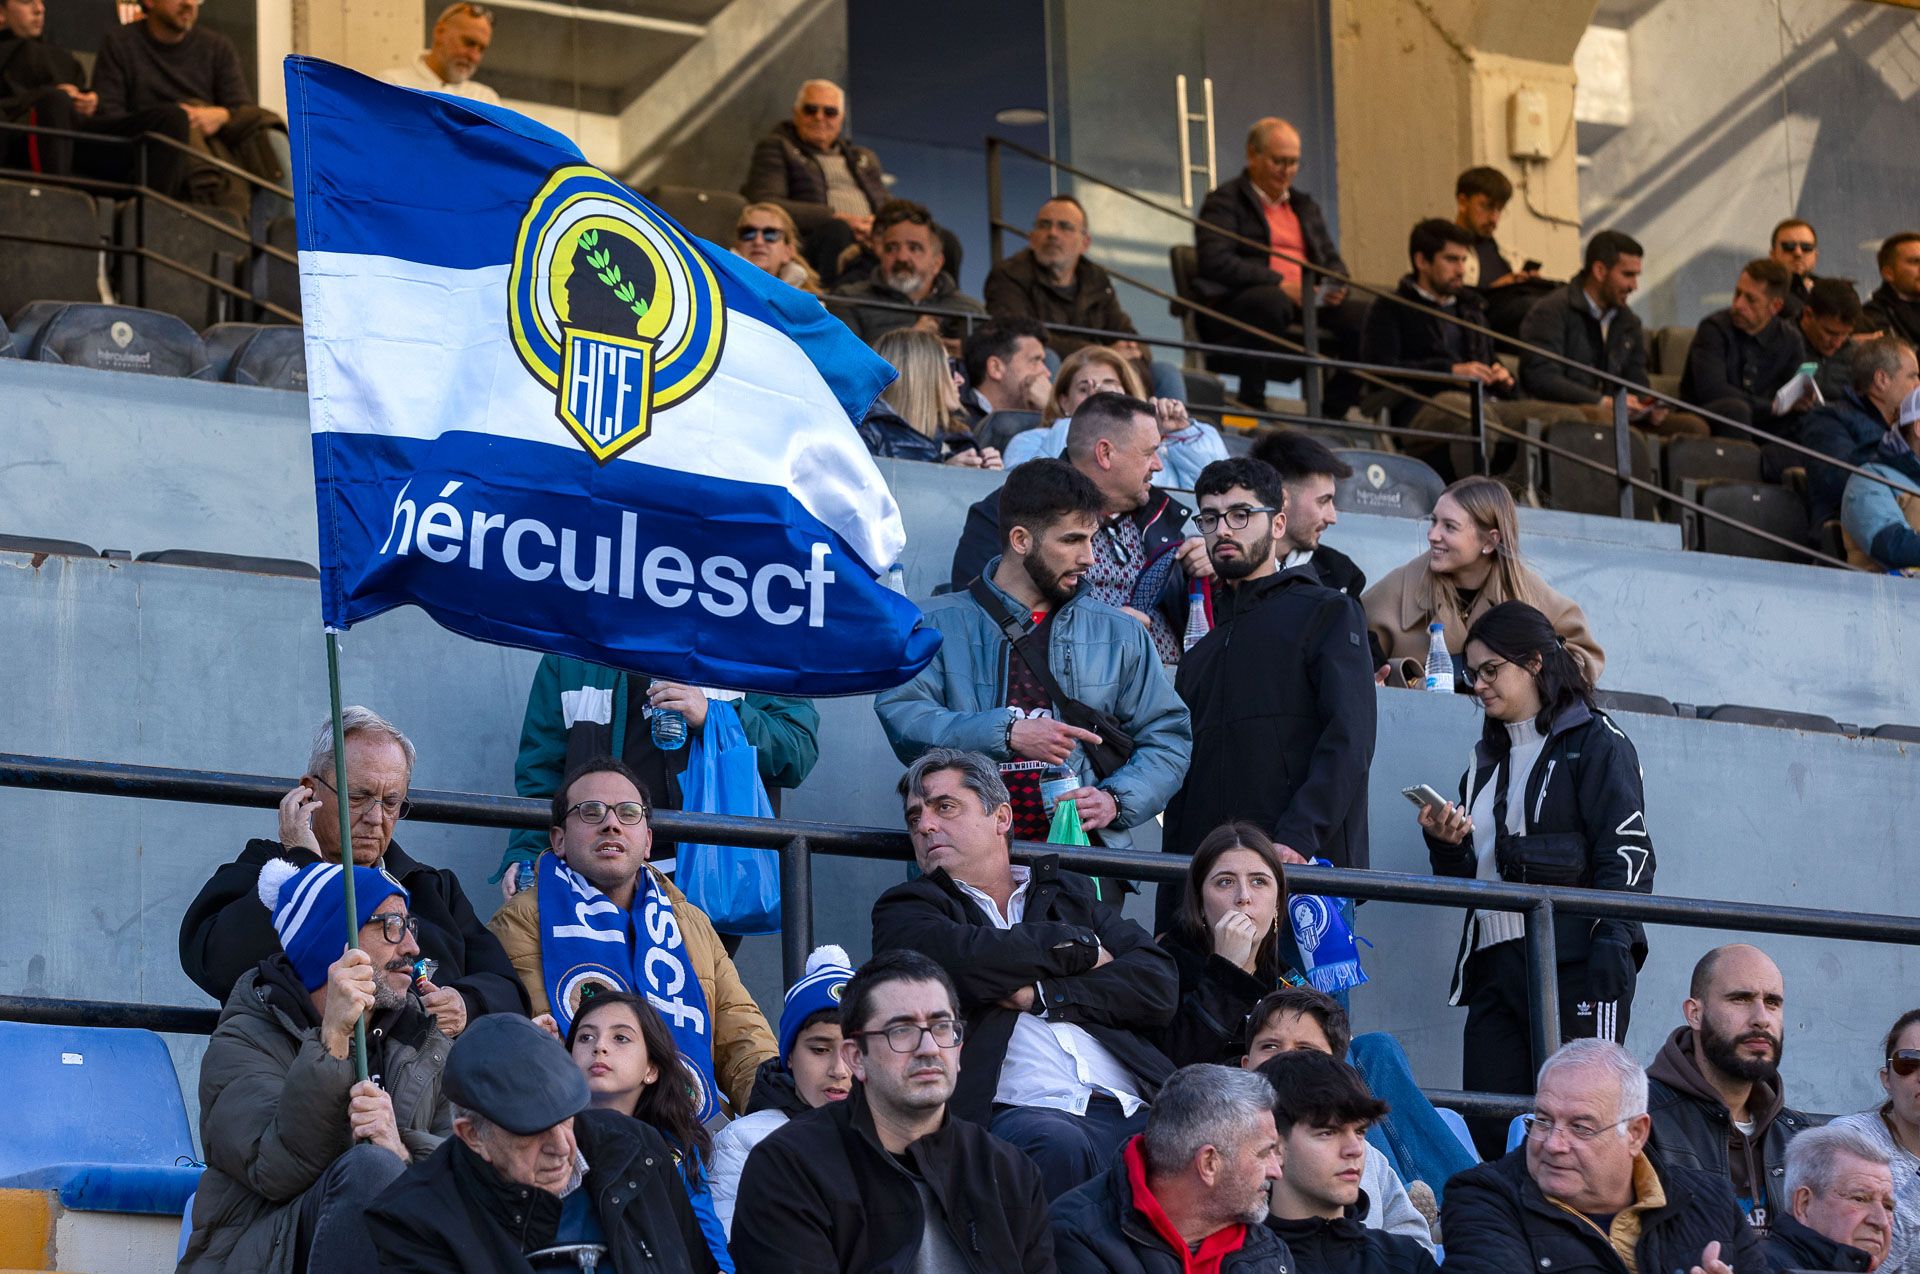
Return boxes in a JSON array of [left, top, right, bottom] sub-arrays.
[[1415, 601, 1652, 1161]]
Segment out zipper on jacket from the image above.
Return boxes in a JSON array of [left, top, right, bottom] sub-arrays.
[[1532, 758, 1556, 825]]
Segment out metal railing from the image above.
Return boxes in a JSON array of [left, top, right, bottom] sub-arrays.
[[6, 751, 1920, 1118]]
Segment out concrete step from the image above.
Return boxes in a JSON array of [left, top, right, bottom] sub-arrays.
[[0, 1191, 179, 1274]]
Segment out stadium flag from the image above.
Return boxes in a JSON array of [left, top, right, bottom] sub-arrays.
[[285, 57, 939, 696]]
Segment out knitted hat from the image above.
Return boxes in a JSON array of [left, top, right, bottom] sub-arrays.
[[778, 944, 854, 1063], [257, 858, 409, 992]]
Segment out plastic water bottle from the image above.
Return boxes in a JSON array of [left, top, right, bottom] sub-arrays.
[[651, 705, 688, 751], [1182, 583, 1210, 652], [1039, 762, 1079, 817], [1423, 622, 1453, 693]]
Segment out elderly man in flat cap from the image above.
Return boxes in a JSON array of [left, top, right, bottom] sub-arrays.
[[366, 1013, 719, 1272]]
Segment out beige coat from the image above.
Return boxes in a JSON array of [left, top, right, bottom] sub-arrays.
[[487, 864, 776, 1114], [1362, 556, 1605, 685]]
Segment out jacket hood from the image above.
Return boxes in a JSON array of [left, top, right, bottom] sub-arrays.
[[745, 1055, 810, 1119], [1650, 1025, 1787, 1131]]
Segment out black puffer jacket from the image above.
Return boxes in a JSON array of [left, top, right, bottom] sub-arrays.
[[1438, 1146, 1769, 1274], [364, 1107, 716, 1274], [859, 399, 977, 463], [741, 119, 888, 228], [1051, 1142, 1297, 1274], [1267, 1201, 1438, 1274]]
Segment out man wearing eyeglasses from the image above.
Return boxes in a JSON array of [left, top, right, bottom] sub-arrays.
[[1769, 219, 1824, 321], [744, 78, 890, 286], [180, 705, 529, 1037], [1161, 457, 1375, 927], [1442, 1039, 1767, 1274], [733, 949, 1054, 1273]]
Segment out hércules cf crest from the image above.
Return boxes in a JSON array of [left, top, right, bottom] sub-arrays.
[[508, 165, 727, 462]]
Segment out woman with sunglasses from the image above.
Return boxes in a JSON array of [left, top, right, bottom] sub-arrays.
[[1416, 599, 1655, 1159], [731, 203, 822, 295], [1831, 1010, 1920, 1272]]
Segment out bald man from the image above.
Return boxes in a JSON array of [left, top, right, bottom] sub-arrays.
[[1645, 944, 1813, 1238], [744, 78, 889, 285], [1190, 117, 1368, 415]]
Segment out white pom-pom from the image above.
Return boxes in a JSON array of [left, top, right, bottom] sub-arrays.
[[806, 944, 851, 976], [257, 857, 301, 912]]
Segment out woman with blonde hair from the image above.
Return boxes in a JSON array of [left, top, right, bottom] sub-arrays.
[[1007, 345, 1227, 485], [1362, 475, 1603, 686], [860, 327, 1002, 467], [731, 202, 822, 295]]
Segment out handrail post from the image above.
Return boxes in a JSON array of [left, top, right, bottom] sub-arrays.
[[1613, 391, 1634, 520], [1301, 265, 1323, 420], [986, 138, 1005, 267], [1526, 899, 1562, 1075], [779, 835, 813, 987], [1471, 379, 1489, 475]]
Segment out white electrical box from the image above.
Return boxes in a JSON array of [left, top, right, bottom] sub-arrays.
[[1508, 86, 1551, 161]]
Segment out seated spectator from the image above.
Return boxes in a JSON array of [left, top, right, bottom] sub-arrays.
[[1442, 1039, 1766, 1274], [1864, 233, 1920, 347], [829, 198, 986, 348], [1050, 1064, 1293, 1271], [708, 945, 855, 1236], [743, 78, 887, 286], [1418, 600, 1651, 1158], [1192, 117, 1368, 414], [1362, 476, 1603, 686], [487, 757, 777, 1113], [949, 395, 1200, 664], [863, 327, 1003, 467], [1766, 1125, 1893, 1273], [871, 749, 1181, 1198], [1518, 230, 1711, 438], [1842, 387, 1920, 572], [1798, 277, 1867, 407], [1831, 1009, 1920, 1272], [1360, 218, 1580, 480], [882, 461, 1193, 851], [1802, 334, 1920, 534], [1647, 944, 1813, 1237], [958, 315, 1053, 425], [1248, 430, 1368, 604], [92, 0, 290, 219], [180, 707, 525, 1030], [1770, 218, 1824, 320], [499, 655, 818, 907], [378, 1, 500, 103], [367, 1013, 717, 1272], [1163, 458, 1374, 901], [1259, 1050, 1441, 1273], [179, 860, 445, 1270], [731, 200, 822, 294], [1004, 348, 1224, 490], [983, 193, 1187, 400], [564, 991, 733, 1270], [730, 950, 1054, 1273], [1680, 258, 1808, 437], [1453, 165, 1553, 336]]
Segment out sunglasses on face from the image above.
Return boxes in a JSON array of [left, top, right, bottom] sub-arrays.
[[738, 226, 785, 244], [1889, 1050, 1920, 1077], [800, 103, 841, 118], [1777, 241, 1816, 253]]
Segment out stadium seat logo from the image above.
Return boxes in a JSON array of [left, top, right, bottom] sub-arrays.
[[508, 165, 728, 463]]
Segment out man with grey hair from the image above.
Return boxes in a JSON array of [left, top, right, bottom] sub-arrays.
[[1765, 1124, 1893, 1272], [1442, 1038, 1767, 1274], [180, 706, 527, 1033], [378, 1, 501, 103], [743, 77, 890, 284], [1051, 1063, 1294, 1270], [871, 746, 1181, 1200]]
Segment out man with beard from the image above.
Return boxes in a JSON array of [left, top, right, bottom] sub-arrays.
[[877, 456, 1192, 854], [830, 197, 986, 348], [1647, 943, 1813, 1236], [378, 1, 501, 103], [1159, 457, 1375, 929], [731, 949, 1055, 1272]]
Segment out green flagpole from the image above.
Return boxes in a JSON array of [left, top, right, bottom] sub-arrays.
[[325, 629, 371, 1083]]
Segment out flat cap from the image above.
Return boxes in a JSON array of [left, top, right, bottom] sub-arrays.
[[444, 1014, 590, 1135]]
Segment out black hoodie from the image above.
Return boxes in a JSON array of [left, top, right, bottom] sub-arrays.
[[1267, 1195, 1439, 1274]]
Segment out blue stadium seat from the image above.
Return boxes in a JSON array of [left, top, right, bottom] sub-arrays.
[[28, 303, 215, 379], [0, 1021, 202, 1214], [8, 299, 69, 357], [1506, 1113, 1529, 1153], [1435, 1106, 1479, 1162], [177, 1190, 195, 1260], [1332, 449, 1445, 518], [200, 321, 262, 379], [201, 322, 306, 389]]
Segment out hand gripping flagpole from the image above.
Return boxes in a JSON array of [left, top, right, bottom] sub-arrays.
[[325, 628, 371, 1083]]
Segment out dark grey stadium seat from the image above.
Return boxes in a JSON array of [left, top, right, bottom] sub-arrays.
[[975, 410, 1043, 455], [643, 187, 746, 245], [1663, 436, 1760, 495], [0, 179, 101, 316], [1869, 723, 1920, 743], [0, 535, 98, 557], [264, 215, 300, 318], [30, 303, 214, 378], [1594, 689, 1679, 717], [8, 299, 70, 357], [200, 322, 262, 379], [113, 200, 245, 330], [1331, 449, 1445, 518], [1539, 420, 1656, 519], [1182, 368, 1227, 413], [1701, 703, 1843, 733], [1693, 481, 1810, 563], [219, 324, 305, 389], [134, 550, 318, 579]]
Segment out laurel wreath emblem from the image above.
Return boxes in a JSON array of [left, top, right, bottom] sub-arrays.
[[578, 230, 649, 320]]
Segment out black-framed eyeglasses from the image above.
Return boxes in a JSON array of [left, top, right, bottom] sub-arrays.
[[1776, 240, 1817, 253], [1522, 1112, 1631, 1142], [312, 774, 411, 821], [799, 103, 841, 118], [1463, 657, 1510, 686], [564, 800, 648, 826], [369, 913, 421, 944], [852, 1019, 964, 1052], [738, 226, 785, 244], [1194, 505, 1277, 535], [1889, 1049, 1920, 1077]]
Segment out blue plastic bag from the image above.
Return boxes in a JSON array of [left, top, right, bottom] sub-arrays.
[[675, 701, 781, 935]]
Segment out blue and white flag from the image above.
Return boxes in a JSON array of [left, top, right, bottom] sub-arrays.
[[286, 58, 938, 695]]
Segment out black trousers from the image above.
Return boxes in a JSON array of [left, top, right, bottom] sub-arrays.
[[1459, 936, 1634, 1160], [4, 90, 193, 197], [1203, 283, 1368, 415]]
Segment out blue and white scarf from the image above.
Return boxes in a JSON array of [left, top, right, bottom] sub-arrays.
[[1289, 860, 1371, 995], [536, 852, 721, 1121]]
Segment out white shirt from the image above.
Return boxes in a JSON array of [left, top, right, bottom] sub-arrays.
[[1467, 717, 1547, 950], [1581, 285, 1617, 344], [949, 867, 1146, 1117], [378, 53, 502, 105]]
